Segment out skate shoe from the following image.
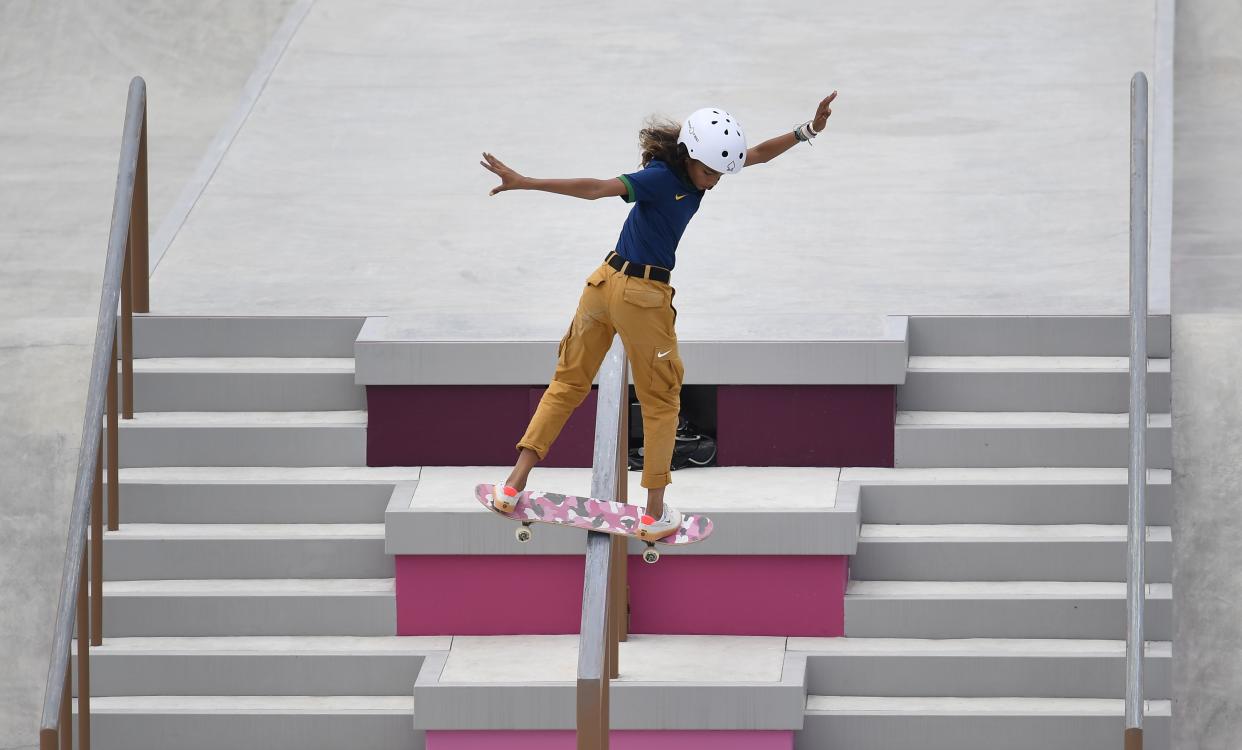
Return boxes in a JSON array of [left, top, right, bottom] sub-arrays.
[[492, 482, 521, 513], [638, 504, 684, 541]]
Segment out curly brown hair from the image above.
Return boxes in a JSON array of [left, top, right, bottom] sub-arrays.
[[637, 115, 691, 180]]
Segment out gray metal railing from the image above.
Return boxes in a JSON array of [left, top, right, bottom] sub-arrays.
[[38, 76, 149, 750], [577, 339, 631, 748], [1124, 71, 1150, 750]]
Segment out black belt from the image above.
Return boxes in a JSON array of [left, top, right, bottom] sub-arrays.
[[606, 251, 671, 284]]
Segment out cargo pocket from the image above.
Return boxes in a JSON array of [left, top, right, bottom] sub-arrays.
[[556, 323, 573, 366], [623, 285, 667, 308], [585, 265, 609, 287], [650, 346, 684, 395]]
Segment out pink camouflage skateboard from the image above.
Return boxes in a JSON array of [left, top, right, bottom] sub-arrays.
[[474, 483, 713, 564]]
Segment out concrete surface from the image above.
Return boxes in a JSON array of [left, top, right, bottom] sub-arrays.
[[148, 0, 1158, 320], [0, 1, 296, 747], [1171, 0, 1242, 747], [411, 466, 840, 511], [440, 634, 786, 683], [1, 0, 1205, 746]]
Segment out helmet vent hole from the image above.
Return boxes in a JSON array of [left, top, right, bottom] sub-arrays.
[[721, 150, 729, 158], [711, 120, 718, 125], [724, 129, 729, 135]]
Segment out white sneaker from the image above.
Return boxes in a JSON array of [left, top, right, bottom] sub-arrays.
[[638, 504, 683, 540], [492, 482, 521, 513]]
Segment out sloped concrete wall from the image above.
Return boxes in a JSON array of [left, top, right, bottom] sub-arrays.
[[1171, 1, 1242, 748], [0, 1, 295, 746]]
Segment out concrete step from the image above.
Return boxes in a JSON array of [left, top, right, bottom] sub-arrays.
[[98, 524, 390, 580], [414, 634, 802, 731], [801, 696, 1169, 750], [102, 579, 395, 636], [74, 636, 446, 696], [844, 467, 1172, 525], [111, 466, 419, 524], [894, 411, 1172, 468], [845, 581, 1172, 639], [128, 357, 365, 412], [133, 316, 365, 358], [852, 524, 1171, 582], [899, 356, 1171, 412], [74, 695, 416, 750], [907, 315, 1171, 357], [107, 411, 368, 467], [792, 637, 1171, 699]]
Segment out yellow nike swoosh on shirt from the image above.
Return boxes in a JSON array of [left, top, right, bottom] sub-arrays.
[[675, 194, 687, 201]]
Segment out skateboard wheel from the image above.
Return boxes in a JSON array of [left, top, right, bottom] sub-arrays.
[[516, 527, 533, 543], [642, 548, 659, 564]]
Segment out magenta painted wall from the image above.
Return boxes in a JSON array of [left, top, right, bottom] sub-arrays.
[[426, 730, 793, 749], [628, 555, 846, 636], [396, 555, 585, 635], [366, 385, 597, 467], [367, 384, 895, 468], [717, 384, 895, 467], [396, 554, 846, 637]]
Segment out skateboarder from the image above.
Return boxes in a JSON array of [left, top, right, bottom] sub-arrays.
[[480, 93, 836, 540]]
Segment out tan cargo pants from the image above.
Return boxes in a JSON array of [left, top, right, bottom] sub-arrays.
[[517, 255, 683, 489]]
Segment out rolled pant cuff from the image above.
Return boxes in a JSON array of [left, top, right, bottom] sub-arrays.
[[515, 442, 547, 461], [640, 472, 671, 489]]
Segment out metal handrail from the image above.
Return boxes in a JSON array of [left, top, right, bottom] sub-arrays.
[[1124, 71, 1150, 750], [577, 339, 630, 748], [38, 76, 148, 750]]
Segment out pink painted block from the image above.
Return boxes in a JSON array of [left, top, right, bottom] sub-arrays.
[[396, 555, 584, 635], [396, 554, 846, 637], [628, 555, 846, 636], [427, 730, 793, 750]]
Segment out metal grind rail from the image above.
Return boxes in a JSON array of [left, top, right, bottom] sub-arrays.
[[38, 76, 148, 750], [578, 339, 631, 748], [1124, 71, 1150, 750]]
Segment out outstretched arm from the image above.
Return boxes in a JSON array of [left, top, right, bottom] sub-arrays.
[[745, 91, 836, 167], [480, 152, 627, 200]]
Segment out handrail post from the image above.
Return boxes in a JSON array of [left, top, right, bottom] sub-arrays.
[[122, 238, 134, 420], [91, 438, 104, 646], [77, 542, 91, 749], [133, 96, 150, 313], [1124, 71, 1150, 750], [59, 666, 69, 750], [107, 332, 119, 531]]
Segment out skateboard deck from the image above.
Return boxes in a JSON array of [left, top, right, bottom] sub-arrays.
[[474, 483, 712, 561]]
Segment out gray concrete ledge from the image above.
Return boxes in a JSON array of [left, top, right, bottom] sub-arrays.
[[412, 636, 806, 730], [384, 467, 860, 556], [356, 314, 909, 385]]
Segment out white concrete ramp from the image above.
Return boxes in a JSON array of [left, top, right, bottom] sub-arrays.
[[149, 0, 1157, 322]]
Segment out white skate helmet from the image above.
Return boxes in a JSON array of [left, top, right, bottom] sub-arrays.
[[677, 108, 747, 175]]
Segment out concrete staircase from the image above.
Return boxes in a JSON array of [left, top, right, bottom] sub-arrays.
[[78, 317, 439, 750], [801, 316, 1173, 749], [74, 315, 1174, 749]]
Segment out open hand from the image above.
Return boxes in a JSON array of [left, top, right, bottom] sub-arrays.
[[480, 152, 525, 196], [812, 91, 837, 134]]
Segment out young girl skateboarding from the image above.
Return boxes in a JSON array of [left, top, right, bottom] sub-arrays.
[[481, 92, 836, 540]]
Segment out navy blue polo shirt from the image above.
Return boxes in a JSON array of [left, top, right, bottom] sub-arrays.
[[614, 159, 704, 271]]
